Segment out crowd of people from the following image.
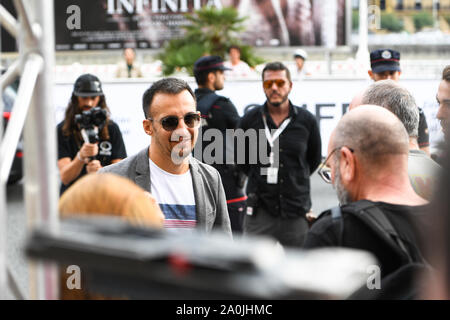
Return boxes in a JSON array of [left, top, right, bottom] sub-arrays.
[[55, 47, 450, 299]]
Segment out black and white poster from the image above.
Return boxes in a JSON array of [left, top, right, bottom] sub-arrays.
[[54, 0, 347, 50], [1, 0, 348, 52]]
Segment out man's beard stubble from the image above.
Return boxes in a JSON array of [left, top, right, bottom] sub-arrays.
[[333, 166, 352, 206], [267, 92, 289, 108]]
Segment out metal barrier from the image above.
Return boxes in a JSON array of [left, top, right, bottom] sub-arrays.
[[0, 0, 59, 300]]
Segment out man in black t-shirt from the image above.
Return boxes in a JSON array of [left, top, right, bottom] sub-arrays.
[[305, 105, 428, 278], [57, 74, 127, 194], [193, 56, 247, 233]]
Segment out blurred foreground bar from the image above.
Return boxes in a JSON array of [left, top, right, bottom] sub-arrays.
[[25, 217, 377, 300]]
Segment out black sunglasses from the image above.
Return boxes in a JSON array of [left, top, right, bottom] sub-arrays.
[[148, 112, 201, 131], [318, 146, 354, 184]]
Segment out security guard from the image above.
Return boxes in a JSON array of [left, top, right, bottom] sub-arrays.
[[369, 48, 430, 156], [193, 56, 247, 233]]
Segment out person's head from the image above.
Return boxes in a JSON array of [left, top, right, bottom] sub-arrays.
[[262, 62, 292, 108], [228, 45, 241, 64], [142, 78, 200, 162], [368, 49, 401, 82], [361, 79, 419, 139], [323, 105, 409, 205], [437, 65, 450, 142], [349, 90, 365, 111], [293, 49, 308, 71], [72, 73, 105, 111], [59, 173, 165, 228], [58, 173, 164, 300], [62, 74, 110, 142], [193, 55, 230, 91], [123, 48, 136, 65]]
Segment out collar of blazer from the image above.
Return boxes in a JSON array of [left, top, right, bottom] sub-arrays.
[[135, 147, 206, 228]]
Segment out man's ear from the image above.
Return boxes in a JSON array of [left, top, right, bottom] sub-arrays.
[[339, 147, 356, 183], [368, 70, 374, 80], [207, 71, 215, 84], [143, 119, 153, 136]]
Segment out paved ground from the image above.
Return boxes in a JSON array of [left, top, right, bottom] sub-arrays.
[[4, 170, 337, 299], [5, 181, 28, 300]]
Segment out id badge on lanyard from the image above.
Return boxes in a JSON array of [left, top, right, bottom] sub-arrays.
[[262, 114, 291, 184]]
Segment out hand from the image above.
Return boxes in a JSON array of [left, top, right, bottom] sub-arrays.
[[306, 210, 317, 228], [86, 160, 102, 173], [79, 142, 99, 160]]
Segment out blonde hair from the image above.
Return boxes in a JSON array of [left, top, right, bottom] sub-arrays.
[[59, 173, 164, 228], [58, 173, 164, 300]]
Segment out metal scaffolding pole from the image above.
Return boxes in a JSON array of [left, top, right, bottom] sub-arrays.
[[0, 0, 59, 300], [356, 0, 370, 73], [23, 0, 59, 300], [0, 4, 19, 38]]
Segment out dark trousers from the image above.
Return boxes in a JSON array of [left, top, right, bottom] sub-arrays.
[[227, 201, 246, 234], [243, 206, 309, 247]]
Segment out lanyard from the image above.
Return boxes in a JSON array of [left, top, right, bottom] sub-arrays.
[[262, 113, 291, 165]]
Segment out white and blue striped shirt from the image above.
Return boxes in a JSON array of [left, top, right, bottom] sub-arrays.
[[149, 159, 197, 233]]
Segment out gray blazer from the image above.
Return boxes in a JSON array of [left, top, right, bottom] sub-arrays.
[[99, 147, 232, 237]]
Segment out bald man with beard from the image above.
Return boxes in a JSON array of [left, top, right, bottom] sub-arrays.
[[304, 106, 428, 295]]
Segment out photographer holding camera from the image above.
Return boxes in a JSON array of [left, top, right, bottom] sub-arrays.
[[57, 74, 127, 195]]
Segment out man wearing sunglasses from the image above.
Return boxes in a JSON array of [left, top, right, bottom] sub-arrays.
[[100, 78, 232, 237], [238, 62, 322, 247], [304, 105, 428, 291], [193, 55, 247, 233]]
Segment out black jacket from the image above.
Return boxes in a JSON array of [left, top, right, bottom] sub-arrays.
[[238, 101, 321, 218], [194, 88, 245, 201]]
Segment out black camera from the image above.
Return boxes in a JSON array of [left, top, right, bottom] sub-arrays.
[[74, 107, 107, 144]]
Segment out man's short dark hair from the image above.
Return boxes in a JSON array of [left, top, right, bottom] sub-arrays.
[[142, 78, 196, 118], [228, 45, 241, 53], [443, 65, 450, 81], [194, 70, 210, 86], [262, 62, 291, 83], [195, 69, 221, 86]]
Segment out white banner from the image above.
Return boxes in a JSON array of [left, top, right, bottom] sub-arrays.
[[54, 78, 443, 157]]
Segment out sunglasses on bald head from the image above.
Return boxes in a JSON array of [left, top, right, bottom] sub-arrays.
[[147, 112, 201, 131], [263, 79, 286, 89]]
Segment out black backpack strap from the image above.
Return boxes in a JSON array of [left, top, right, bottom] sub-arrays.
[[196, 92, 221, 117], [331, 206, 344, 246], [350, 200, 414, 263]]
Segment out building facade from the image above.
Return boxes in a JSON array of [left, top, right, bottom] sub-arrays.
[[370, 0, 450, 11]]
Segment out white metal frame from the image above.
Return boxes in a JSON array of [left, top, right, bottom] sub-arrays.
[[356, 0, 370, 70], [0, 0, 59, 300]]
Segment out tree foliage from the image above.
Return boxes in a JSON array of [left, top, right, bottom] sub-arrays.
[[158, 6, 264, 76], [413, 12, 434, 31], [381, 13, 404, 32]]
